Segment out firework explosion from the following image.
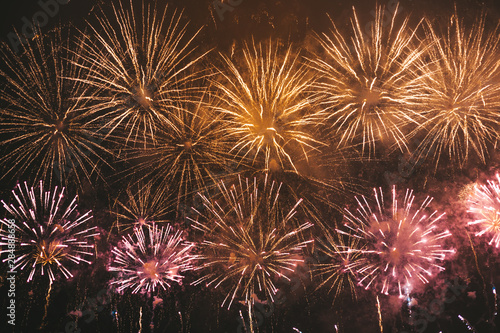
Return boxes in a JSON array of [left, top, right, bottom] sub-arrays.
[[112, 181, 172, 233], [411, 13, 500, 169], [467, 174, 500, 248], [212, 39, 323, 174], [1, 2, 500, 332], [309, 4, 427, 156], [0, 30, 111, 187], [189, 175, 313, 309], [339, 187, 453, 296], [315, 227, 363, 302], [129, 88, 236, 210], [109, 223, 196, 293], [0, 181, 98, 284], [70, 0, 205, 147]]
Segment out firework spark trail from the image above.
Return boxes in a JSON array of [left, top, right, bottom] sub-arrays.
[[412, 13, 500, 169], [70, 0, 206, 147], [0, 181, 98, 284], [189, 175, 313, 309], [377, 295, 383, 333], [128, 88, 236, 210], [212, 39, 324, 174], [458, 315, 477, 332], [40, 283, 53, 329], [339, 186, 453, 296], [139, 306, 143, 332], [0, 30, 112, 187], [494, 285, 498, 317], [308, 4, 427, 157], [109, 223, 196, 293], [467, 174, 500, 248]]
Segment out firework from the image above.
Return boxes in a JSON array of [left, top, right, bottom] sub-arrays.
[[308, 4, 427, 156], [112, 182, 172, 234], [0, 30, 111, 187], [0, 181, 98, 284], [189, 175, 313, 309], [458, 315, 476, 332], [494, 285, 498, 317], [412, 13, 500, 169], [212, 39, 323, 174], [70, 0, 206, 147], [340, 186, 453, 296], [314, 228, 363, 302], [128, 88, 236, 211], [467, 174, 500, 248], [109, 223, 196, 293]]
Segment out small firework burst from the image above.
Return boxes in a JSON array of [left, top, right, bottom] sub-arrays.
[[0, 181, 98, 283], [315, 228, 363, 302], [340, 187, 453, 296], [109, 223, 196, 293], [112, 182, 172, 233], [0, 30, 111, 187], [467, 174, 500, 248], [129, 88, 236, 210], [71, 0, 206, 147], [413, 13, 500, 169], [309, 4, 427, 156], [189, 175, 313, 309], [212, 39, 323, 174]]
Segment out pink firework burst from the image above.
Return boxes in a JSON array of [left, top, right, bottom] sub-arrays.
[[339, 186, 453, 296], [467, 174, 500, 248], [109, 223, 196, 293], [0, 181, 98, 284]]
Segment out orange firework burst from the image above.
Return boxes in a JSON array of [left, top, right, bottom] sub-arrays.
[[128, 88, 237, 211], [340, 187, 453, 296], [308, 4, 427, 156], [468, 174, 500, 248], [0, 30, 111, 187], [188, 175, 313, 309], [212, 39, 323, 174], [112, 181, 172, 234], [70, 0, 206, 147], [412, 13, 500, 169]]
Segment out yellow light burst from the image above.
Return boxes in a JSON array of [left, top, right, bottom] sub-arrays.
[[212, 39, 323, 174], [309, 4, 427, 156], [0, 30, 112, 187], [70, 0, 206, 147], [189, 175, 313, 309], [315, 228, 363, 303], [128, 88, 237, 211], [112, 181, 172, 234], [412, 13, 500, 169], [34, 240, 65, 266]]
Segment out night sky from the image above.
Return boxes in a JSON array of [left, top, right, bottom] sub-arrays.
[[1, 1, 500, 333]]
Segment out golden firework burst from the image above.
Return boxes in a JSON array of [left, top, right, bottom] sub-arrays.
[[309, 4, 427, 157]]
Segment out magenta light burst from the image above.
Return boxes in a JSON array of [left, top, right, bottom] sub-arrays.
[[467, 174, 500, 248], [339, 186, 453, 296], [109, 223, 196, 293], [0, 181, 98, 284]]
